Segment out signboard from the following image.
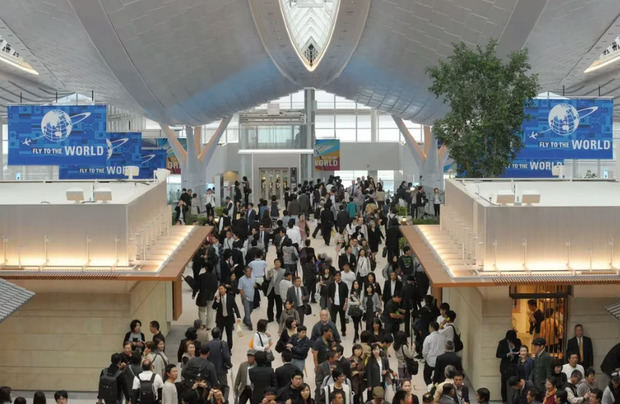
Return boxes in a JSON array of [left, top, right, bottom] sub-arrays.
[[518, 98, 613, 159], [58, 132, 142, 179], [314, 139, 340, 171], [136, 149, 167, 179], [8, 105, 108, 165], [501, 159, 564, 178], [156, 138, 186, 174]]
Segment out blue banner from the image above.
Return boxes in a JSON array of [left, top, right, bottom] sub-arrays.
[[58, 132, 143, 179], [518, 98, 613, 159], [8, 105, 108, 165], [136, 149, 167, 179], [501, 159, 564, 178]]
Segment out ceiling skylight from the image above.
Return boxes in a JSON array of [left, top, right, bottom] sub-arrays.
[[584, 36, 620, 73], [0, 35, 38, 76], [279, 0, 340, 71]]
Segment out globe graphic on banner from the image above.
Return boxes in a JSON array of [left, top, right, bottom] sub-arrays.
[[548, 103, 580, 136], [41, 109, 73, 142]]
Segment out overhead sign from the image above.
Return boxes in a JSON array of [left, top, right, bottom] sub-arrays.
[[501, 159, 564, 178], [8, 105, 108, 165], [156, 138, 186, 174], [58, 132, 142, 179], [518, 98, 613, 159], [136, 149, 167, 179], [314, 139, 340, 171]]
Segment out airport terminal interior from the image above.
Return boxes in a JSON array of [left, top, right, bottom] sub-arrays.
[[1, 1, 620, 404]]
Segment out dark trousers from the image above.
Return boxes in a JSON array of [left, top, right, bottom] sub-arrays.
[[322, 226, 331, 245], [352, 315, 362, 341], [304, 277, 317, 302], [238, 386, 252, 404], [434, 204, 440, 217], [267, 290, 282, 322], [216, 316, 234, 351], [295, 306, 305, 325], [330, 304, 346, 334], [423, 362, 435, 385], [403, 309, 411, 338], [312, 224, 322, 238], [206, 204, 215, 217]]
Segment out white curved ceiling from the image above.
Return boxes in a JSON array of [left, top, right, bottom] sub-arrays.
[[0, 0, 619, 124]]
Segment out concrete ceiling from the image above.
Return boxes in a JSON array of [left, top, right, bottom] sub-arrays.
[[0, 0, 619, 125]]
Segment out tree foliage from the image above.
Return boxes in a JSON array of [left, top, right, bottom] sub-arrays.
[[427, 40, 539, 177]]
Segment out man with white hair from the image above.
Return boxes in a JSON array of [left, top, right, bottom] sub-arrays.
[[310, 309, 342, 343]]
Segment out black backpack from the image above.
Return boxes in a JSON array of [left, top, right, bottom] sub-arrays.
[[182, 360, 201, 383], [98, 368, 123, 402], [138, 373, 157, 404], [450, 325, 464, 352]]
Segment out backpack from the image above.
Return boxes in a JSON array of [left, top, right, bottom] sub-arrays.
[[182, 360, 201, 383], [138, 373, 157, 404], [98, 368, 123, 402], [450, 324, 464, 352]]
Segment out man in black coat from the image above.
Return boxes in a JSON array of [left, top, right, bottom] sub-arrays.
[[338, 246, 356, 272], [509, 376, 534, 404], [249, 351, 277, 403], [286, 277, 309, 325], [206, 328, 232, 400], [335, 205, 349, 233], [327, 271, 349, 336], [433, 340, 463, 384], [320, 207, 334, 246], [275, 350, 298, 389], [212, 285, 241, 351], [382, 271, 403, 303], [385, 219, 401, 262], [196, 266, 218, 331], [565, 324, 594, 369]]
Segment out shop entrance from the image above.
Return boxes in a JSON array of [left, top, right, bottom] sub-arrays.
[[259, 168, 290, 207], [509, 285, 571, 359]]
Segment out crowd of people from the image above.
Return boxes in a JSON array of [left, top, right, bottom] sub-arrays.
[[3, 176, 619, 404]]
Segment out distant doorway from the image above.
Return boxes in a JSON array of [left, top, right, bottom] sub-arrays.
[[509, 285, 571, 359], [259, 168, 290, 210]]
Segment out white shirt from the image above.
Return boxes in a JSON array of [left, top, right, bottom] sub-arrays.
[[357, 257, 370, 277], [422, 331, 446, 367], [390, 280, 396, 296], [132, 371, 165, 399], [439, 322, 455, 343], [223, 237, 234, 250], [334, 281, 341, 305], [286, 226, 302, 245], [253, 332, 271, 351], [562, 363, 584, 381], [249, 259, 267, 279], [377, 358, 384, 382], [162, 380, 178, 404], [341, 270, 356, 293], [279, 279, 293, 301]]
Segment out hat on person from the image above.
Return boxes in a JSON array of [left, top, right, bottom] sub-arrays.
[[247, 349, 256, 356], [532, 337, 546, 346], [372, 386, 385, 399]]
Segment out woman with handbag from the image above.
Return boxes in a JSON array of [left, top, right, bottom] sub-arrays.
[[393, 331, 417, 385], [275, 317, 297, 354], [348, 280, 364, 343], [252, 319, 274, 363], [361, 284, 381, 332]]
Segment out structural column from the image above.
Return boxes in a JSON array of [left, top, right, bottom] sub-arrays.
[[302, 88, 316, 181]]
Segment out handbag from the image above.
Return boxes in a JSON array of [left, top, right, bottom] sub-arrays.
[[382, 247, 388, 258], [304, 304, 312, 315], [402, 346, 419, 375], [349, 305, 362, 318]]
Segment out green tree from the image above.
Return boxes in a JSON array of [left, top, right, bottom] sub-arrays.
[[427, 40, 539, 177]]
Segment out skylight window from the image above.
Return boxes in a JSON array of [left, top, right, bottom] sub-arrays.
[[584, 36, 620, 73], [0, 35, 38, 76], [279, 0, 340, 71]]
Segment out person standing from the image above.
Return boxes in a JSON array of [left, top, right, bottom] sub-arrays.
[[422, 321, 445, 386], [213, 285, 241, 350], [320, 206, 334, 246], [238, 267, 257, 330], [531, 338, 553, 393], [161, 364, 178, 404], [287, 276, 309, 325], [266, 258, 285, 323], [328, 271, 349, 338], [565, 325, 593, 370], [432, 188, 442, 217], [196, 265, 218, 330], [233, 350, 256, 404], [497, 330, 522, 404]]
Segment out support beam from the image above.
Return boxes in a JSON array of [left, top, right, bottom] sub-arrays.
[[198, 116, 232, 162]]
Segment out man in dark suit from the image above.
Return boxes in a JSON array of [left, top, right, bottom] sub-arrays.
[[206, 328, 232, 400], [249, 351, 276, 404], [327, 271, 349, 337], [233, 350, 256, 404], [225, 196, 234, 218], [335, 205, 349, 233], [509, 376, 534, 404], [255, 225, 270, 252], [565, 324, 594, 369], [196, 266, 218, 331], [212, 285, 240, 351], [433, 340, 463, 384], [286, 277, 309, 325], [531, 338, 552, 391], [315, 350, 338, 400], [338, 246, 356, 271], [320, 206, 334, 246], [454, 371, 470, 404], [382, 271, 403, 303], [275, 350, 298, 389], [246, 203, 257, 227]]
